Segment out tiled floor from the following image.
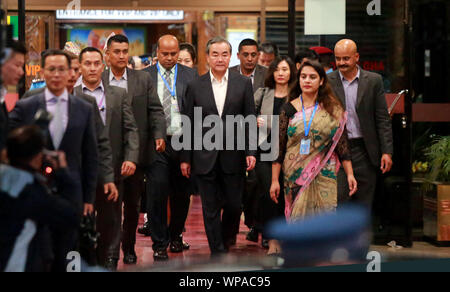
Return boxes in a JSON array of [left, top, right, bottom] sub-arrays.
[[117, 196, 450, 271], [117, 195, 268, 271]]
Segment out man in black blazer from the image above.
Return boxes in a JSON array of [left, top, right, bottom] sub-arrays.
[[181, 37, 257, 254], [328, 39, 394, 212], [230, 38, 267, 244], [102, 34, 166, 264], [9, 49, 98, 271], [230, 38, 267, 93], [142, 35, 198, 260], [77, 47, 139, 270], [22, 51, 118, 199]]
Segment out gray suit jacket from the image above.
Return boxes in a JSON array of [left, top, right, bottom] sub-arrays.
[[230, 64, 267, 93], [74, 85, 139, 180], [254, 87, 275, 133], [22, 87, 115, 184], [102, 68, 166, 167], [328, 69, 394, 167]]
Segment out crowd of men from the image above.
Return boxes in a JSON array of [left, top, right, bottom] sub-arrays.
[[0, 33, 393, 272]]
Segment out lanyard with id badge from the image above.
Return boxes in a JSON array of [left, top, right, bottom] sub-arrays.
[[300, 95, 319, 155]]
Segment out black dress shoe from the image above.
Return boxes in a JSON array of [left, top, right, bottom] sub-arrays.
[[153, 250, 169, 261], [137, 222, 151, 236], [169, 241, 184, 253], [123, 252, 137, 265], [261, 239, 269, 249], [182, 240, 190, 250], [104, 258, 118, 271], [246, 228, 259, 243]]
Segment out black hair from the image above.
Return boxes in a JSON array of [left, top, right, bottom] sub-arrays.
[[260, 42, 279, 56], [7, 125, 45, 167], [41, 49, 71, 69], [179, 43, 197, 63], [8, 41, 27, 55], [264, 56, 296, 90], [79, 47, 103, 62], [295, 49, 319, 65], [238, 39, 259, 52], [107, 34, 129, 48], [290, 60, 343, 119]]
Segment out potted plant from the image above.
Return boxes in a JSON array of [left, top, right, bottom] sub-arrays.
[[422, 136, 450, 243]]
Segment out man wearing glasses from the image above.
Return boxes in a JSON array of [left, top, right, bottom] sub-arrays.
[[9, 49, 98, 272]]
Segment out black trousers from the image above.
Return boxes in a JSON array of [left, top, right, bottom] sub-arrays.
[[146, 143, 191, 251], [254, 160, 285, 239], [338, 139, 377, 215], [96, 167, 144, 262], [196, 161, 244, 254]]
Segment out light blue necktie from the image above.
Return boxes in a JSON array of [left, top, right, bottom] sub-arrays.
[[51, 97, 65, 149]]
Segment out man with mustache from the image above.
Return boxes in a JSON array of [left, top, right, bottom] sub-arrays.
[[328, 39, 393, 215]]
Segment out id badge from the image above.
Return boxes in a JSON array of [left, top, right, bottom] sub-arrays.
[[300, 139, 311, 155]]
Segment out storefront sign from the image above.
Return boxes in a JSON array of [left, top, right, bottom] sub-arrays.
[[56, 10, 184, 21]]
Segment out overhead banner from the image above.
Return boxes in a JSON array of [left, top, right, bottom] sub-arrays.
[[305, 0, 346, 35], [56, 10, 184, 21]]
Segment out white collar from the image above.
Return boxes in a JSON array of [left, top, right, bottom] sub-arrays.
[[45, 88, 69, 102], [210, 69, 229, 84], [81, 80, 104, 92], [109, 68, 127, 82]]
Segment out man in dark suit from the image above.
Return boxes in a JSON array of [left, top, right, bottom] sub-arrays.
[[142, 35, 198, 261], [230, 38, 267, 244], [9, 49, 98, 271], [327, 39, 394, 213], [77, 47, 139, 270], [181, 36, 257, 254], [102, 34, 166, 264], [1, 41, 26, 158], [22, 50, 118, 201], [230, 38, 267, 93]]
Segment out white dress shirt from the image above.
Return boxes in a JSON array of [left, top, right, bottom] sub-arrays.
[[210, 70, 229, 117]]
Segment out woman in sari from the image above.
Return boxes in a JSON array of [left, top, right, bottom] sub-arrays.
[[270, 60, 357, 224]]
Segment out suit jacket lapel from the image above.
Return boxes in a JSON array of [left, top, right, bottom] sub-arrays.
[[356, 70, 367, 109], [59, 94, 74, 149], [253, 66, 264, 92], [126, 68, 138, 97], [104, 86, 113, 130], [330, 73, 347, 108], [221, 73, 233, 117], [204, 74, 219, 116], [37, 93, 55, 149]]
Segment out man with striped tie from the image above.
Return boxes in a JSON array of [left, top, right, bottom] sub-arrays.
[[144, 35, 198, 261]]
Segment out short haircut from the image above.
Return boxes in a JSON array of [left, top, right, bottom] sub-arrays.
[[295, 49, 319, 65], [180, 43, 197, 62], [206, 36, 232, 55], [238, 38, 259, 52], [7, 125, 45, 167], [107, 34, 129, 49], [8, 41, 27, 55], [79, 47, 103, 62], [41, 49, 71, 68], [260, 42, 279, 56], [264, 56, 296, 89]]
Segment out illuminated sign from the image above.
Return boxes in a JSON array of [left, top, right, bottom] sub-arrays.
[[56, 10, 184, 21]]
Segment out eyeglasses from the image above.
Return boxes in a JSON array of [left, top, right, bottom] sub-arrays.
[[44, 67, 69, 74]]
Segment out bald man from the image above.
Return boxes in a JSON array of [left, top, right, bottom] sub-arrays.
[[143, 35, 198, 261], [328, 39, 393, 214]]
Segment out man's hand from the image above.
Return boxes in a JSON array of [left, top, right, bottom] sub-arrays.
[[246, 156, 256, 171], [347, 174, 358, 197], [380, 154, 393, 174], [270, 180, 281, 204], [104, 182, 119, 202], [155, 138, 166, 153], [83, 203, 94, 216], [121, 161, 136, 177], [181, 162, 191, 179]]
